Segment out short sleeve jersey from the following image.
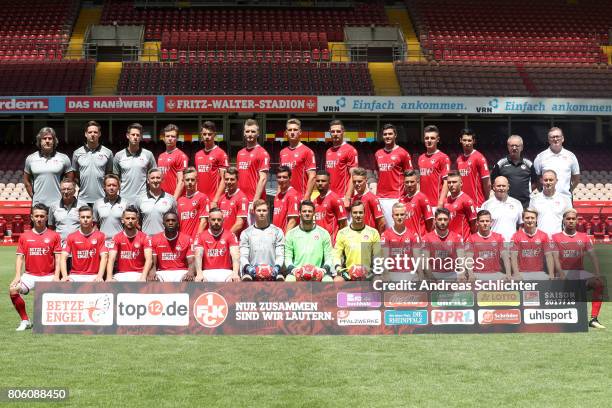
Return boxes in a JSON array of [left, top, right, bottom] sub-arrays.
[[456, 150, 490, 207], [533, 147, 580, 199], [218, 189, 249, 236], [465, 232, 506, 274], [418, 150, 451, 205], [236, 144, 270, 201], [16, 228, 62, 276], [151, 232, 194, 271], [273, 187, 300, 232], [381, 227, 421, 272], [157, 148, 188, 196], [399, 191, 434, 237], [375, 146, 413, 199], [93, 197, 128, 242], [194, 229, 238, 270], [63, 229, 108, 275], [314, 190, 347, 243], [112, 147, 156, 205], [443, 192, 477, 240], [551, 231, 593, 271], [110, 230, 152, 273], [422, 230, 463, 273], [279, 143, 316, 198], [351, 191, 384, 230], [72, 144, 114, 204], [195, 145, 229, 199], [24, 151, 72, 207], [177, 191, 209, 238], [325, 142, 358, 197], [511, 229, 552, 273]]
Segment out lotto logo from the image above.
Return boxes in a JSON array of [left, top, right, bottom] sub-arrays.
[[193, 292, 228, 328]]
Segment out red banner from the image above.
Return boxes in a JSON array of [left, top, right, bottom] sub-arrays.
[[0, 98, 49, 112], [65, 96, 157, 113], [165, 96, 317, 113]]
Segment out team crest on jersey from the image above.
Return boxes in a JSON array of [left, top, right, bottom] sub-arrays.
[[391, 156, 397, 160], [430, 159, 435, 164], [313, 234, 319, 240], [92, 239, 97, 245], [363, 234, 369, 240], [220, 240, 226, 245], [44, 238, 50, 243], [193, 200, 198, 206], [535, 240, 541, 244], [176, 245, 182, 251], [134, 243, 140, 248]]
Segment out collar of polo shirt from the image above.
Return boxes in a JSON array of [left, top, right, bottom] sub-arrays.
[[125, 147, 143, 157]]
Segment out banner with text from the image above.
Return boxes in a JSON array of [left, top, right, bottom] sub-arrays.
[[34, 281, 587, 335], [164, 96, 317, 113]]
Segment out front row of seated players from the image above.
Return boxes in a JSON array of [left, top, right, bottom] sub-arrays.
[[9, 200, 605, 330]]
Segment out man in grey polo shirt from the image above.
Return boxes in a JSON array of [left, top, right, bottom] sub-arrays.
[[72, 120, 114, 207], [93, 174, 128, 245], [135, 168, 177, 236], [24, 127, 74, 207], [112, 123, 156, 205], [48, 179, 86, 245]]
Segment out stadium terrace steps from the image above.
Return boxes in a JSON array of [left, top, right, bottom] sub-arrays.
[[92, 62, 122, 95], [368, 62, 401, 96], [385, 7, 423, 62], [67, 6, 102, 60]]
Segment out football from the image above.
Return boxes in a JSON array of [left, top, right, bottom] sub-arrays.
[[254, 264, 274, 281], [347, 265, 368, 281], [294, 264, 324, 281]]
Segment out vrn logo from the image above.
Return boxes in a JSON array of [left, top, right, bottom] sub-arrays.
[[476, 98, 498, 113], [323, 105, 340, 112]]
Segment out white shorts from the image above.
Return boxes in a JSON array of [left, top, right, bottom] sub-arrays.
[[565, 270, 594, 280], [474, 272, 507, 281], [379, 198, 398, 228], [432, 271, 458, 281], [113, 272, 142, 282], [387, 271, 420, 282], [204, 269, 233, 282], [521, 271, 550, 280], [156, 270, 188, 282], [17, 273, 54, 294], [67, 274, 97, 282]]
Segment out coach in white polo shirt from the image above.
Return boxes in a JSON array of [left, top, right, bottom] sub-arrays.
[[136, 168, 177, 236], [529, 169, 571, 237], [481, 176, 522, 241], [534, 127, 580, 200]]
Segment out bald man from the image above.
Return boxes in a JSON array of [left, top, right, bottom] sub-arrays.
[[481, 176, 523, 241]]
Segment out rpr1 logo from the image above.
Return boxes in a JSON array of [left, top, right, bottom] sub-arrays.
[[116, 294, 189, 326]]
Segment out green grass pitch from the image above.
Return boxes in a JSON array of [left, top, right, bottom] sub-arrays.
[[0, 246, 611, 407]]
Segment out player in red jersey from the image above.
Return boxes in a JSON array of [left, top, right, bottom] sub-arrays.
[[236, 118, 270, 223], [9, 204, 62, 330], [195, 121, 228, 208], [150, 211, 195, 282], [552, 208, 605, 328], [61, 205, 108, 282], [313, 170, 347, 244], [325, 119, 358, 206], [273, 165, 300, 233], [375, 123, 413, 226], [380, 202, 423, 281], [178, 167, 209, 239], [510, 208, 554, 280], [422, 208, 465, 281], [194, 207, 240, 282], [443, 171, 477, 240], [157, 124, 188, 199], [465, 210, 510, 281], [455, 128, 490, 208], [107, 206, 153, 282], [218, 167, 249, 238], [399, 170, 434, 237], [417, 125, 450, 209], [279, 118, 316, 200], [351, 167, 385, 233]]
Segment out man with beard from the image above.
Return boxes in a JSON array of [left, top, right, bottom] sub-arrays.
[[194, 208, 240, 282]]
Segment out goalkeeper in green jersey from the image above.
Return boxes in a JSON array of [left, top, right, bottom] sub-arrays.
[[285, 200, 339, 281]]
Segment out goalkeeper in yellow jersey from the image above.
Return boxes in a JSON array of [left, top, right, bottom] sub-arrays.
[[334, 200, 382, 280]]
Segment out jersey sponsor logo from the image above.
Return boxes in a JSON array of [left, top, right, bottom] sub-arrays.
[[161, 252, 179, 261], [237, 161, 249, 170], [420, 168, 434, 176], [76, 249, 96, 259], [193, 292, 228, 328], [207, 248, 225, 257], [181, 210, 197, 220], [41, 293, 113, 325], [326, 160, 337, 169], [431, 309, 475, 325], [378, 163, 394, 171], [117, 293, 189, 326], [120, 250, 140, 259], [29, 247, 50, 256], [198, 164, 212, 172], [459, 168, 470, 176]]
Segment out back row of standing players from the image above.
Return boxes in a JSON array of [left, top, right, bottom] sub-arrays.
[[23, 118, 581, 246]]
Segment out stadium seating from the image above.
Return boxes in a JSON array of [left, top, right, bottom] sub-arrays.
[[408, 0, 610, 64], [117, 61, 374, 95], [101, 1, 389, 41], [0, 0, 78, 60], [0, 60, 95, 95]]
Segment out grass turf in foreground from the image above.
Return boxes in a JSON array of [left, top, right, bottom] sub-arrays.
[[0, 247, 611, 407]]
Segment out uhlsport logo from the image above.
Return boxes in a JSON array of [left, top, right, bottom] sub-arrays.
[[193, 292, 229, 328], [523, 308, 578, 324], [117, 294, 189, 326], [42, 293, 113, 326]]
